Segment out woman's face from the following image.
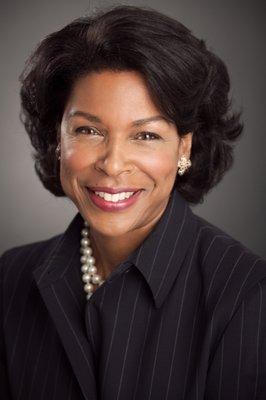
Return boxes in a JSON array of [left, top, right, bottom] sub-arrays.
[[60, 70, 192, 238]]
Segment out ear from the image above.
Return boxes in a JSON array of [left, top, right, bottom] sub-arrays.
[[177, 132, 193, 159]]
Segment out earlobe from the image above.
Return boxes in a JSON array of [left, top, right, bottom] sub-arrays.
[[186, 132, 193, 159]]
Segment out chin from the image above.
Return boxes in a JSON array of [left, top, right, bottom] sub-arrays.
[[91, 223, 133, 238]]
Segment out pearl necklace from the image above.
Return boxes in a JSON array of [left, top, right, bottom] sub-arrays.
[[80, 220, 105, 300]]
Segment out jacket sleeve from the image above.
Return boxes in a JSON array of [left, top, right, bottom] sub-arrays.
[[205, 278, 266, 400], [0, 253, 13, 400]]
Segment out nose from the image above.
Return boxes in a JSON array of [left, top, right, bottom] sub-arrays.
[[94, 137, 133, 177]]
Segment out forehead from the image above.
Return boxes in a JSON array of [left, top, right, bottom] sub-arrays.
[[65, 70, 162, 123]]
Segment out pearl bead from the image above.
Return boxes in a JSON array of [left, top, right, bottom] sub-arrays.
[[80, 255, 88, 264], [83, 248, 92, 256], [87, 256, 95, 265], [81, 265, 89, 273], [81, 228, 89, 237], [88, 265, 97, 274], [81, 238, 89, 247], [84, 283, 93, 292], [92, 274, 101, 284], [82, 273, 90, 283]]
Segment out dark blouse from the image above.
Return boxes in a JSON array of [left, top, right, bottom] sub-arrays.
[[1, 188, 266, 400]]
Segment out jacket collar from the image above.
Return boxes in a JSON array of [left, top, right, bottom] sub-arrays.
[[33, 213, 98, 400], [33, 212, 84, 288]]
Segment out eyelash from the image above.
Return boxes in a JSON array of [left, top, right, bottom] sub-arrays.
[[74, 126, 161, 141], [75, 127, 100, 136]]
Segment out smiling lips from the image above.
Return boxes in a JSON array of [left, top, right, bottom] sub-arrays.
[[86, 187, 143, 211]]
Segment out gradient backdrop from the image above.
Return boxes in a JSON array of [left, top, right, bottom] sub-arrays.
[[0, 0, 265, 258]]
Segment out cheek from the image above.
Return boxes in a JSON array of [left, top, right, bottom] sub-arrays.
[[140, 151, 177, 182], [63, 154, 85, 174], [61, 142, 92, 175], [60, 151, 87, 193]]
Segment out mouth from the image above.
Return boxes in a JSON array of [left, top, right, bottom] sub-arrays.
[[85, 187, 143, 211]]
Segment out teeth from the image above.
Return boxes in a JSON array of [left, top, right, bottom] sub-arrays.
[[94, 191, 135, 202]]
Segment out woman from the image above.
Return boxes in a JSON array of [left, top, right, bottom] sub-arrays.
[[1, 4, 266, 400]]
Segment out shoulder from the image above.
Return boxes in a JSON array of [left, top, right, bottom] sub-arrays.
[[0, 234, 63, 283], [190, 212, 266, 312]]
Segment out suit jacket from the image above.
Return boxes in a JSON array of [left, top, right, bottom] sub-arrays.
[[1, 188, 266, 400]]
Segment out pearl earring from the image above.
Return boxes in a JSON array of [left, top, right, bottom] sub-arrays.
[[177, 156, 191, 176]]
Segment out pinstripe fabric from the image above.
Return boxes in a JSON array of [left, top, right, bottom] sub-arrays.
[[1, 188, 266, 399]]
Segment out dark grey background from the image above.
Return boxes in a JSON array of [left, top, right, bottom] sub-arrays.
[[0, 0, 265, 258]]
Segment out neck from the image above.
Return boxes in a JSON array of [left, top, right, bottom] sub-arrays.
[[89, 232, 136, 280]]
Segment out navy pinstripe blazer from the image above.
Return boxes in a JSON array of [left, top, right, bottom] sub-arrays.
[[1, 188, 266, 400]]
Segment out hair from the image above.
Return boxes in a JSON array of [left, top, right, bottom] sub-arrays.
[[20, 4, 243, 204]]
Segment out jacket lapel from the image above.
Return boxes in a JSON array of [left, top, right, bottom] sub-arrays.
[[33, 213, 98, 400]]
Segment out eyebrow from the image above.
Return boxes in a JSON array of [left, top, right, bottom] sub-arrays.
[[67, 110, 173, 127]]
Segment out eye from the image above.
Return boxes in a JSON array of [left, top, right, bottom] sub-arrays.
[[136, 132, 161, 141], [75, 126, 101, 136]]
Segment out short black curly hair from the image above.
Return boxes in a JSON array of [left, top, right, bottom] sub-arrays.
[[19, 4, 243, 204]]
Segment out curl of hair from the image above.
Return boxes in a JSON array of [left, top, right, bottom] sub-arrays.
[[19, 4, 243, 204]]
